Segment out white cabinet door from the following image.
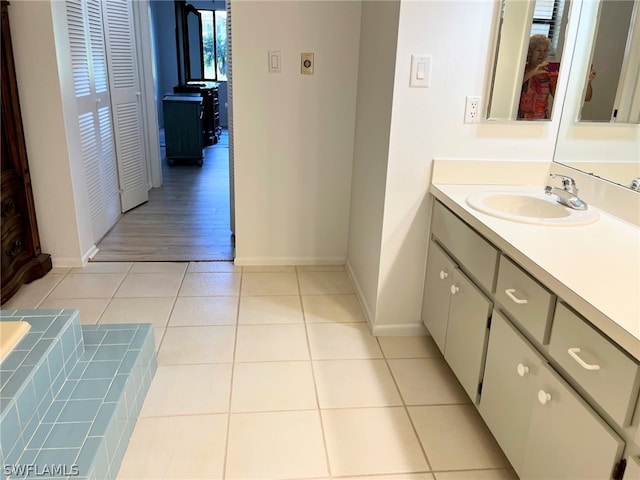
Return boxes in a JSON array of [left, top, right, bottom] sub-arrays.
[[521, 363, 625, 480], [421, 240, 455, 353], [444, 268, 493, 403], [479, 310, 543, 472]]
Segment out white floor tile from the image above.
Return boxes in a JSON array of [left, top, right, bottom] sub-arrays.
[[158, 326, 235, 364], [296, 265, 345, 272], [322, 407, 429, 476], [231, 361, 317, 412], [242, 265, 296, 273], [70, 262, 132, 274], [409, 405, 510, 471], [235, 324, 310, 362], [114, 273, 183, 298], [313, 359, 402, 408], [48, 273, 125, 299], [307, 322, 383, 359], [129, 262, 188, 274], [169, 296, 239, 326], [434, 469, 518, 480], [238, 296, 303, 324], [298, 271, 354, 294], [140, 364, 232, 416], [99, 297, 174, 327], [388, 358, 469, 405], [153, 328, 165, 352], [240, 272, 299, 296], [178, 273, 241, 296], [302, 294, 365, 323], [38, 298, 109, 325], [378, 335, 442, 359], [187, 261, 241, 273], [226, 410, 328, 479], [119, 414, 227, 479], [342, 475, 434, 480]]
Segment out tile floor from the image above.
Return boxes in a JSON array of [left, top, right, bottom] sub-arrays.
[[2, 262, 518, 480]]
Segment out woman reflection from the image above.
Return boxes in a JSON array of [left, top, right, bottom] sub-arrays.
[[518, 34, 558, 120]]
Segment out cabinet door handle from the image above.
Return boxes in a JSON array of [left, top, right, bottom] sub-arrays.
[[439, 270, 448, 280], [505, 288, 528, 304], [567, 347, 600, 371], [537, 390, 551, 405], [516, 363, 530, 376], [450, 285, 459, 295]]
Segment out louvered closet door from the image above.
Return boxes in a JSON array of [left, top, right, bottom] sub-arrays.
[[102, 0, 148, 212], [67, 0, 120, 241]]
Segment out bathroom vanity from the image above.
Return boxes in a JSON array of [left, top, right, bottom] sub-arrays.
[[422, 182, 640, 480]]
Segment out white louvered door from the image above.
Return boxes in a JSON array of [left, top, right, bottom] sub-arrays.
[[102, 0, 148, 212], [66, 0, 120, 241]]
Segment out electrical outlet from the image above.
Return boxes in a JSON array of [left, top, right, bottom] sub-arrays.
[[465, 96, 481, 123]]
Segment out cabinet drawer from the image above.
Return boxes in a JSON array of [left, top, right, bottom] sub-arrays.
[[548, 302, 640, 427], [495, 255, 555, 344], [431, 201, 498, 292]]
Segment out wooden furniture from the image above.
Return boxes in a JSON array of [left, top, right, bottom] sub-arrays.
[[173, 81, 221, 145], [422, 198, 636, 480], [162, 94, 204, 166], [1, 1, 52, 305]]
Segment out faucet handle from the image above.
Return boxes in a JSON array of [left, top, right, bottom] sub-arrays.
[[549, 174, 578, 193]]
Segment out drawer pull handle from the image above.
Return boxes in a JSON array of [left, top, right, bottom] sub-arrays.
[[568, 348, 600, 371], [450, 285, 460, 295], [516, 363, 530, 376], [439, 270, 448, 280], [505, 289, 528, 305], [537, 390, 552, 405]]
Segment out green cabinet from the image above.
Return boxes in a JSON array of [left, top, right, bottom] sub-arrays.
[[163, 95, 203, 166]]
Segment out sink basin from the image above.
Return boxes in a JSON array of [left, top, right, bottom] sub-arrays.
[[466, 191, 600, 226]]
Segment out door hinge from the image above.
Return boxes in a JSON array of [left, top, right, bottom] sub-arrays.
[[613, 458, 627, 480]]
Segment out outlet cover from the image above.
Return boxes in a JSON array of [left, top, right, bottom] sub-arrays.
[[301, 53, 314, 75], [465, 96, 481, 123]]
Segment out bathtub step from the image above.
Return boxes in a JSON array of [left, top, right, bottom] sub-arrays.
[[0, 311, 157, 480]]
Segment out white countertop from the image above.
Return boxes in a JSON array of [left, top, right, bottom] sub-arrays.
[[431, 184, 640, 361]]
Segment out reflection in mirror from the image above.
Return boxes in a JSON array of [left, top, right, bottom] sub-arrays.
[[553, 0, 640, 190], [487, 0, 571, 121], [578, 0, 640, 123], [185, 6, 203, 81]]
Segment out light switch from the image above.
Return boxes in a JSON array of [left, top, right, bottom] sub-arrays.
[[268, 51, 281, 73], [410, 54, 431, 87]]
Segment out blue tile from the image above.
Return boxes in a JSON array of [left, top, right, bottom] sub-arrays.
[[34, 449, 81, 472], [4, 435, 25, 468], [26, 422, 54, 449], [44, 421, 92, 449], [16, 447, 39, 465], [22, 338, 54, 366], [82, 330, 107, 347], [0, 310, 18, 317], [50, 370, 65, 398], [0, 349, 29, 371], [47, 342, 65, 378], [74, 436, 102, 477], [90, 439, 110, 480], [104, 375, 128, 403], [11, 330, 42, 351], [89, 402, 117, 437], [61, 326, 79, 364], [36, 388, 54, 419], [98, 324, 139, 331], [41, 400, 65, 423], [68, 361, 89, 380], [16, 378, 38, 419], [57, 399, 102, 423], [1, 365, 32, 398], [32, 358, 52, 399], [71, 379, 112, 400], [42, 316, 69, 339], [82, 361, 121, 380], [0, 403, 21, 455], [128, 328, 150, 350], [21, 316, 56, 332], [92, 345, 128, 362], [117, 351, 138, 375], [103, 413, 120, 459], [0, 397, 11, 411], [102, 330, 135, 345], [21, 408, 40, 446], [56, 380, 78, 401]]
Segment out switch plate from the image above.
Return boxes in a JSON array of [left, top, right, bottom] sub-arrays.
[[464, 95, 481, 123], [301, 53, 314, 75], [268, 51, 281, 73], [410, 55, 431, 87]]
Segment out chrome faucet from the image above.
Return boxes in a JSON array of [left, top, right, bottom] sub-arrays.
[[630, 177, 640, 191], [544, 174, 588, 210]]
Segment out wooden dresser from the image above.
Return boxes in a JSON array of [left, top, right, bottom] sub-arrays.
[[1, 1, 52, 304]]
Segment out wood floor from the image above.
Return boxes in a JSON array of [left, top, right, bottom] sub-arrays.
[[92, 131, 233, 262]]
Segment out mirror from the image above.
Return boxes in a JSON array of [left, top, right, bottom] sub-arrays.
[[487, 0, 573, 121], [578, 0, 640, 123], [554, 0, 640, 190], [175, 1, 204, 83]]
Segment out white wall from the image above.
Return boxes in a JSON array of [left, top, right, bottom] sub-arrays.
[[9, 0, 94, 267], [346, 1, 400, 326], [232, 1, 361, 265], [368, 0, 565, 334]]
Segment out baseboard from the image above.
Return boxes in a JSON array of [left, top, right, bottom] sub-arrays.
[[345, 260, 375, 332], [51, 245, 98, 269]]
